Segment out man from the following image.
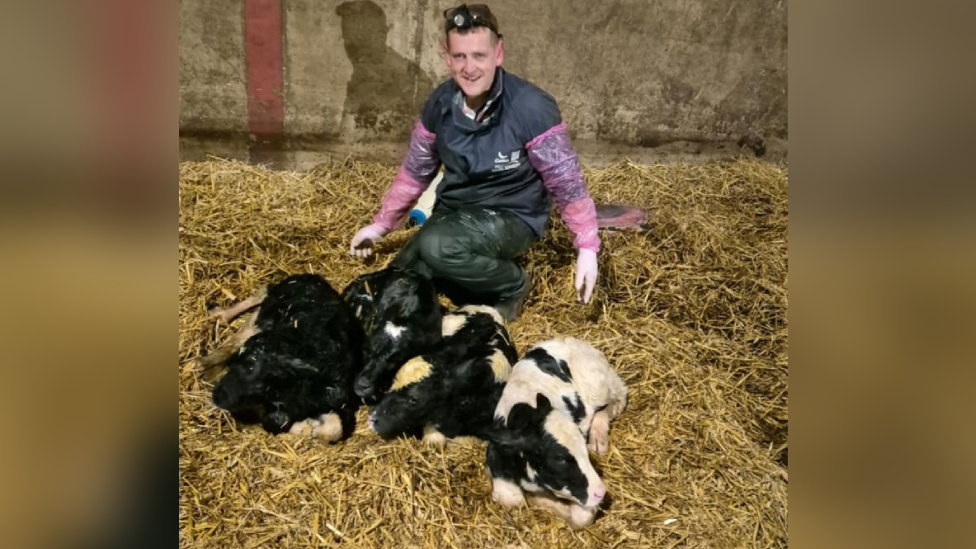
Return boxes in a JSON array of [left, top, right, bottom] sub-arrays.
[[349, 3, 599, 321]]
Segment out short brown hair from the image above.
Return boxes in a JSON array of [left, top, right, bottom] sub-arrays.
[[443, 4, 501, 40]]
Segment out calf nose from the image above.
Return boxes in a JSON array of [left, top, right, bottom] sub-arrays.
[[590, 486, 607, 505], [212, 386, 230, 408], [354, 377, 373, 398]]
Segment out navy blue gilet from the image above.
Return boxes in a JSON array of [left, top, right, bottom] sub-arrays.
[[419, 68, 562, 238]]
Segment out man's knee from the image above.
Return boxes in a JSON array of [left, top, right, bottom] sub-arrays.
[[415, 224, 469, 272]]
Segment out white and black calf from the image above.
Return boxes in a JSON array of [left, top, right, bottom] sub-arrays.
[[341, 267, 443, 404], [368, 306, 517, 444], [484, 337, 628, 529], [201, 274, 363, 442]]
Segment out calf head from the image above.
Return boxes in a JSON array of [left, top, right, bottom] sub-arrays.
[[487, 394, 607, 509], [353, 272, 441, 403], [211, 332, 321, 425], [341, 268, 396, 331], [367, 356, 436, 438]]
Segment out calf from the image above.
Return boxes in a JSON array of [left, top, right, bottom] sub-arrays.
[[484, 337, 627, 529], [341, 267, 442, 404], [367, 305, 518, 444], [200, 274, 363, 442]]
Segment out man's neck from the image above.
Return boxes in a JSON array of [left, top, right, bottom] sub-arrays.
[[464, 93, 489, 112]]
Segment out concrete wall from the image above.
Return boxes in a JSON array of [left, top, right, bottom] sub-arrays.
[[179, 0, 787, 166]]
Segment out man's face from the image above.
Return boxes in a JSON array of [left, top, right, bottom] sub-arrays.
[[444, 27, 503, 101]]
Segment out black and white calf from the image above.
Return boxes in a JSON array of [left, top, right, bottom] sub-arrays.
[[341, 267, 442, 404], [368, 305, 517, 444], [200, 274, 363, 442], [484, 337, 627, 529]]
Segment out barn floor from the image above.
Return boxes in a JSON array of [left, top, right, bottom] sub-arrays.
[[179, 157, 788, 548]]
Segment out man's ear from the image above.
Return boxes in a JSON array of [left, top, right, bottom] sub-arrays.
[[442, 40, 451, 68], [494, 36, 504, 65]]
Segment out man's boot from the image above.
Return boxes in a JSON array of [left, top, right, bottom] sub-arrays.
[[493, 273, 531, 322]]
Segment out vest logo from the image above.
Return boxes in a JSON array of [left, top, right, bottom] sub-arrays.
[[493, 150, 521, 172]]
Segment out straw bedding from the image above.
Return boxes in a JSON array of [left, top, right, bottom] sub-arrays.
[[178, 157, 788, 548]]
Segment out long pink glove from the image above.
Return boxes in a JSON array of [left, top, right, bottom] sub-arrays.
[[371, 121, 440, 231], [525, 122, 600, 254], [350, 121, 440, 259], [527, 122, 600, 303]]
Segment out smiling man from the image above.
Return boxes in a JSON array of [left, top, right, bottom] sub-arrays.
[[349, 4, 600, 321]]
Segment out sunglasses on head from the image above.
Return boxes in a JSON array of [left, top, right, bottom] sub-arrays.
[[443, 4, 502, 38]]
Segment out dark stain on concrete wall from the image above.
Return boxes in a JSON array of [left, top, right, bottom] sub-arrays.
[[336, 1, 434, 140], [716, 66, 788, 139]]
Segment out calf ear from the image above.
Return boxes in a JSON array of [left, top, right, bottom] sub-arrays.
[[534, 394, 553, 417], [452, 356, 482, 380], [284, 358, 318, 374], [499, 395, 551, 438], [483, 419, 526, 448]]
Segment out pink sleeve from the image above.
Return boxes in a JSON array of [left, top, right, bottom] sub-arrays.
[[372, 121, 441, 231], [526, 123, 600, 253]]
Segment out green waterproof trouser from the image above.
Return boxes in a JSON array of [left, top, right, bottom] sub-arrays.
[[392, 206, 537, 306]]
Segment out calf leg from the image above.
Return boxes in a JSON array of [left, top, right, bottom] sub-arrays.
[[588, 371, 628, 455], [568, 504, 598, 529], [524, 493, 596, 529], [208, 285, 268, 323], [288, 413, 344, 443], [197, 311, 259, 372], [490, 477, 525, 507]]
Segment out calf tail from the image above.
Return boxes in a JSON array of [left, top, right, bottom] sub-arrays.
[[196, 345, 237, 373], [195, 311, 260, 375], [208, 285, 268, 323]]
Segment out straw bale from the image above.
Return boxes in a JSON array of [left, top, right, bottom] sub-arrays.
[[179, 156, 788, 548]]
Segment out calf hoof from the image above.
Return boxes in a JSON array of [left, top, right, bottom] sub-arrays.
[[422, 425, 447, 447], [354, 378, 377, 404], [587, 424, 609, 456], [288, 419, 318, 436], [311, 413, 344, 443]]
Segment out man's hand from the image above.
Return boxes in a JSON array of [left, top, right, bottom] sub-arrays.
[[350, 224, 388, 258], [574, 249, 598, 304]]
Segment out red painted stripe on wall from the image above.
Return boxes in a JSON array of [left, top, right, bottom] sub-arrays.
[[244, 0, 283, 137]]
